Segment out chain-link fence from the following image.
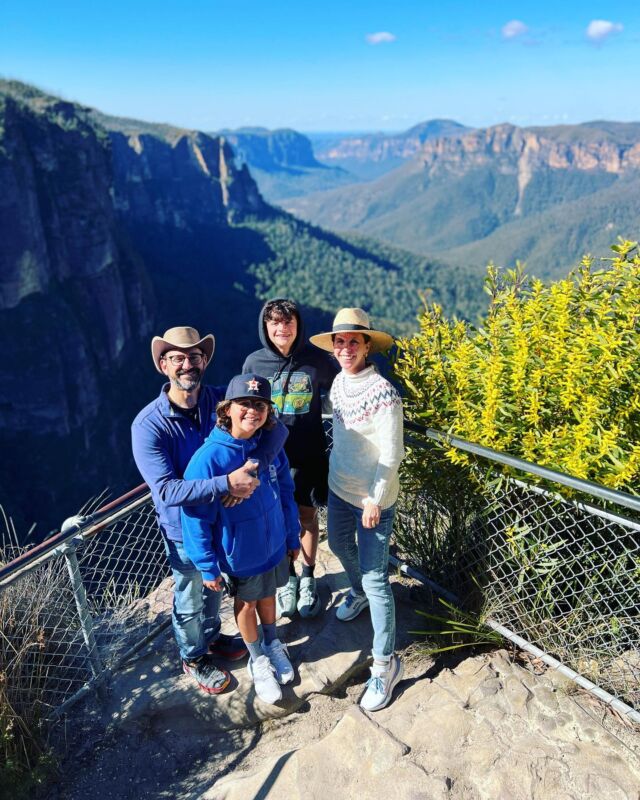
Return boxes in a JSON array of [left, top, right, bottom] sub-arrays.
[[1, 423, 638, 737], [0, 487, 170, 734], [395, 424, 640, 717]]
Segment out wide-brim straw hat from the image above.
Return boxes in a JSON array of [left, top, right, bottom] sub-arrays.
[[151, 326, 215, 373], [309, 308, 394, 353]]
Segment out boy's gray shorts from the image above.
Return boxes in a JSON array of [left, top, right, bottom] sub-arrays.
[[232, 553, 290, 602]]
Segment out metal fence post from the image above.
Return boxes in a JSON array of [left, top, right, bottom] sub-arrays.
[[61, 538, 107, 697]]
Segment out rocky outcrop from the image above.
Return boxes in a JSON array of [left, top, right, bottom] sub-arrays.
[[42, 546, 640, 799], [109, 128, 265, 227], [211, 650, 640, 800]]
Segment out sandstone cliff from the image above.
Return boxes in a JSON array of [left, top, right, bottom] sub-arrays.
[[0, 84, 154, 435], [415, 123, 640, 215], [0, 83, 267, 536]]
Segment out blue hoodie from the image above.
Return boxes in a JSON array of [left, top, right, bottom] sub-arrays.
[[181, 426, 301, 581]]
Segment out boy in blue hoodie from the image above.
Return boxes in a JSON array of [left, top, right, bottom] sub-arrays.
[[181, 374, 301, 704]]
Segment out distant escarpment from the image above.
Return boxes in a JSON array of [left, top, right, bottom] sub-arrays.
[[312, 120, 471, 179], [220, 127, 321, 171], [214, 127, 355, 202], [288, 121, 640, 274]]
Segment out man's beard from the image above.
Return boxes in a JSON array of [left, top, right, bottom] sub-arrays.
[[171, 368, 202, 392]]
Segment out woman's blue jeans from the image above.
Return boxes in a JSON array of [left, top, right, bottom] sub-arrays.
[[163, 538, 221, 661], [327, 490, 396, 659]]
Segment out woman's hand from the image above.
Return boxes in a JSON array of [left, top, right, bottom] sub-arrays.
[[362, 502, 381, 529], [203, 576, 224, 592]]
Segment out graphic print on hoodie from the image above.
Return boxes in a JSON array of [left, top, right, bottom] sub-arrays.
[[242, 299, 338, 468]]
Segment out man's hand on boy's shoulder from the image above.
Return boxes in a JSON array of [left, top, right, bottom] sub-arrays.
[[227, 460, 261, 498]]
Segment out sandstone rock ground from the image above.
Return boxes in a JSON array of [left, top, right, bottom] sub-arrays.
[[46, 543, 640, 800]]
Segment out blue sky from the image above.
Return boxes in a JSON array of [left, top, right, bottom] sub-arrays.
[[1, 1, 638, 132]]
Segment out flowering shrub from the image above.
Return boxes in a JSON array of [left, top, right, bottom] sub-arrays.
[[394, 241, 640, 492]]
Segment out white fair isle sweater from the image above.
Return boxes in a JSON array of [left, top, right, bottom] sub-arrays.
[[328, 365, 405, 509]]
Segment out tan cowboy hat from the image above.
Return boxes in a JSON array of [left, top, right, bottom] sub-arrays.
[[309, 308, 394, 353], [151, 326, 215, 373]]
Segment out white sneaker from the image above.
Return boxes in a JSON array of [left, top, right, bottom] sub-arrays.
[[262, 638, 294, 684], [247, 654, 282, 704], [360, 654, 404, 712], [336, 590, 369, 621]]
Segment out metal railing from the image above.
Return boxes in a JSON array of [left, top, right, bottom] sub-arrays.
[[0, 485, 169, 724], [396, 421, 640, 722], [1, 422, 638, 732]]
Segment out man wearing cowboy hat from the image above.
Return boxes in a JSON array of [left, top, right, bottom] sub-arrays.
[[132, 326, 288, 695]]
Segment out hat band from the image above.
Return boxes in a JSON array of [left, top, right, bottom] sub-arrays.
[[332, 323, 371, 333]]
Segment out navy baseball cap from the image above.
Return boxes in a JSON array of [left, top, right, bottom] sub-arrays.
[[225, 373, 272, 403]]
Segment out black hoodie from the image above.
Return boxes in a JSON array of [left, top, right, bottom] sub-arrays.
[[242, 299, 338, 467]]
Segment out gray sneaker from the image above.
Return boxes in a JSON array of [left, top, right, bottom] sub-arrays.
[[336, 590, 369, 621], [182, 655, 230, 694], [276, 575, 299, 618], [247, 654, 282, 704], [297, 575, 321, 618]]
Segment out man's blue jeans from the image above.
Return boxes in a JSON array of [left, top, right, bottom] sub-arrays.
[[163, 538, 221, 661], [327, 490, 396, 659]]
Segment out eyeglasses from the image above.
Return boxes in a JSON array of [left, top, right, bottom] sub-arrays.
[[234, 399, 269, 412], [161, 353, 205, 367]]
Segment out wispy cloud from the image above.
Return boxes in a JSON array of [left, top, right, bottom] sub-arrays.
[[365, 31, 397, 45], [586, 19, 623, 43], [501, 20, 529, 40]]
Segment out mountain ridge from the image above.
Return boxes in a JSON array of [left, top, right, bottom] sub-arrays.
[[285, 120, 640, 273]]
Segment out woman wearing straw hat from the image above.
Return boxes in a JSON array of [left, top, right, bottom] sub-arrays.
[[310, 308, 405, 711]]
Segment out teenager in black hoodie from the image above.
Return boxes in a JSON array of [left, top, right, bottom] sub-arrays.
[[243, 299, 338, 618]]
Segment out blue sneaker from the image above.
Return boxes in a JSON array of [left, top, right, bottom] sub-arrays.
[[276, 576, 299, 618], [297, 576, 322, 618]]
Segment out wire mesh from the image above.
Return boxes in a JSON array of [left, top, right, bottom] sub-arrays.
[[1, 555, 89, 720], [73, 500, 172, 666], [395, 439, 640, 710], [0, 496, 171, 730]]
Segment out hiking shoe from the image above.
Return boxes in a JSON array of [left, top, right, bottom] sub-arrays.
[[182, 655, 231, 694], [276, 575, 299, 618], [262, 638, 294, 684], [360, 655, 404, 712], [247, 655, 282, 704], [336, 590, 369, 621], [208, 633, 247, 661], [297, 575, 321, 618]]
